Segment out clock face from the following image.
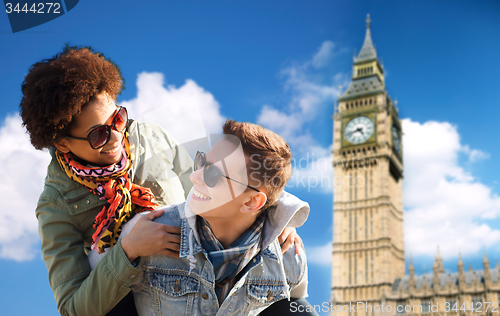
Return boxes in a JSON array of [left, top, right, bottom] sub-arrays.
[[392, 125, 401, 153], [344, 116, 374, 144]]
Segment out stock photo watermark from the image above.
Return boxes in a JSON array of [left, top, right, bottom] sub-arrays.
[[290, 301, 500, 314], [247, 153, 380, 192]]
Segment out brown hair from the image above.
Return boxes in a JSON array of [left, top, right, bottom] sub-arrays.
[[19, 46, 123, 150], [222, 119, 292, 210]]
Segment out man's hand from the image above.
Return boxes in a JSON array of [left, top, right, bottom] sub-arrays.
[[121, 209, 181, 263], [278, 227, 303, 255]]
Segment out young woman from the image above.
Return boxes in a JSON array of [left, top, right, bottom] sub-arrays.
[[20, 46, 301, 316]]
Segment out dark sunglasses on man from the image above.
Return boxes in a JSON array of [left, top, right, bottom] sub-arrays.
[[194, 151, 261, 193], [66, 106, 128, 149]]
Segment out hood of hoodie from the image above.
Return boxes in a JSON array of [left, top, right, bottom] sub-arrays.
[[181, 187, 310, 251]]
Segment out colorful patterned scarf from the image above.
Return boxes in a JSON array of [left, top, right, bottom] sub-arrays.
[[56, 134, 159, 253], [197, 211, 266, 303]]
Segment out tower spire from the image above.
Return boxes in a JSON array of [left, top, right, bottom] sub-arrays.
[[433, 245, 445, 274], [409, 256, 415, 293], [339, 14, 385, 101], [484, 250, 491, 289], [458, 253, 465, 290], [355, 15, 377, 63]]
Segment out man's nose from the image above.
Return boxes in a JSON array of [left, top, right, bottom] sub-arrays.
[[190, 167, 205, 185]]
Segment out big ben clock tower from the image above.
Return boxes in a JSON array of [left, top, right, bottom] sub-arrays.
[[331, 15, 404, 316]]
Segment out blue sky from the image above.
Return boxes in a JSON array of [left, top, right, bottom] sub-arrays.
[[1, 1, 500, 315]]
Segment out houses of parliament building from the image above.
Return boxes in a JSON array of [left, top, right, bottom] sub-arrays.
[[330, 15, 500, 316]]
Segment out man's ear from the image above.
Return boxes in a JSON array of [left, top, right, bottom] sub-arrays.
[[241, 192, 267, 214], [54, 139, 71, 153]]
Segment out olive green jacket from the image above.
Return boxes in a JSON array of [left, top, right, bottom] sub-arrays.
[[36, 121, 193, 316]]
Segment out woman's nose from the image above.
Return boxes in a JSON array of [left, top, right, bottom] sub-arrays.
[[109, 129, 123, 144]]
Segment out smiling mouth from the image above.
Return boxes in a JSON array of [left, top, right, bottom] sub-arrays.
[[102, 146, 120, 154], [193, 189, 211, 200]]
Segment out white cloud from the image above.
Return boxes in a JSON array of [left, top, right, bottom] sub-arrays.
[[306, 242, 332, 266], [257, 105, 304, 142], [121, 72, 225, 144], [257, 41, 342, 141], [312, 41, 335, 69], [257, 41, 345, 193], [403, 119, 500, 259], [287, 145, 334, 193], [463, 146, 490, 162], [0, 114, 51, 261]]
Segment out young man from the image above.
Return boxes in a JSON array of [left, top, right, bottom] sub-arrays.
[[131, 120, 314, 315]]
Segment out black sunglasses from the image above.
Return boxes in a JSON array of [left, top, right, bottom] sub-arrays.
[[194, 151, 260, 192], [66, 106, 128, 149]]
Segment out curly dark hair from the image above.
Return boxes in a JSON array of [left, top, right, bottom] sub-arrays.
[[19, 45, 124, 150]]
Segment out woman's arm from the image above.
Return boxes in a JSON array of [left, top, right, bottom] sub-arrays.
[[37, 192, 140, 316], [37, 191, 181, 316]]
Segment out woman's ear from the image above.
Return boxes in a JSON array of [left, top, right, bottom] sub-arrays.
[[241, 192, 267, 214], [54, 139, 71, 153]]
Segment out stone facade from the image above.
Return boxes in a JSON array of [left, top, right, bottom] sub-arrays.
[[330, 15, 500, 316], [386, 252, 500, 316]]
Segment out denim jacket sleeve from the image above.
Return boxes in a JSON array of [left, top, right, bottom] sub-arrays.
[[36, 187, 141, 316]]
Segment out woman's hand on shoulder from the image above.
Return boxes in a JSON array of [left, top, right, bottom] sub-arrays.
[[278, 227, 303, 255], [121, 209, 181, 263]]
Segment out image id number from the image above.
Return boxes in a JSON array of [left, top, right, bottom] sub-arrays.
[[5, 3, 61, 14], [445, 301, 499, 313]]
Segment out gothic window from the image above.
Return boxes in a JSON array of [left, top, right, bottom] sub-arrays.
[[365, 212, 368, 240], [365, 254, 368, 283], [370, 210, 373, 236], [349, 255, 352, 285], [397, 301, 406, 314], [354, 256, 357, 284], [421, 300, 431, 313], [370, 170, 373, 196], [446, 297, 457, 312], [354, 172, 358, 200], [471, 295, 482, 307], [365, 170, 368, 198], [350, 172, 353, 201], [371, 252, 374, 282], [354, 213, 357, 241], [349, 213, 352, 241]]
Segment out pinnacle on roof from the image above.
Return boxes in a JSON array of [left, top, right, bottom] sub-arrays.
[[354, 14, 378, 63], [483, 250, 489, 263], [433, 245, 444, 274]]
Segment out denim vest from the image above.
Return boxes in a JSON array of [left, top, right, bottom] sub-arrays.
[[133, 201, 308, 316]]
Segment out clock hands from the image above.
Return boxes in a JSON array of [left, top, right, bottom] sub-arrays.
[[346, 127, 364, 136]]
